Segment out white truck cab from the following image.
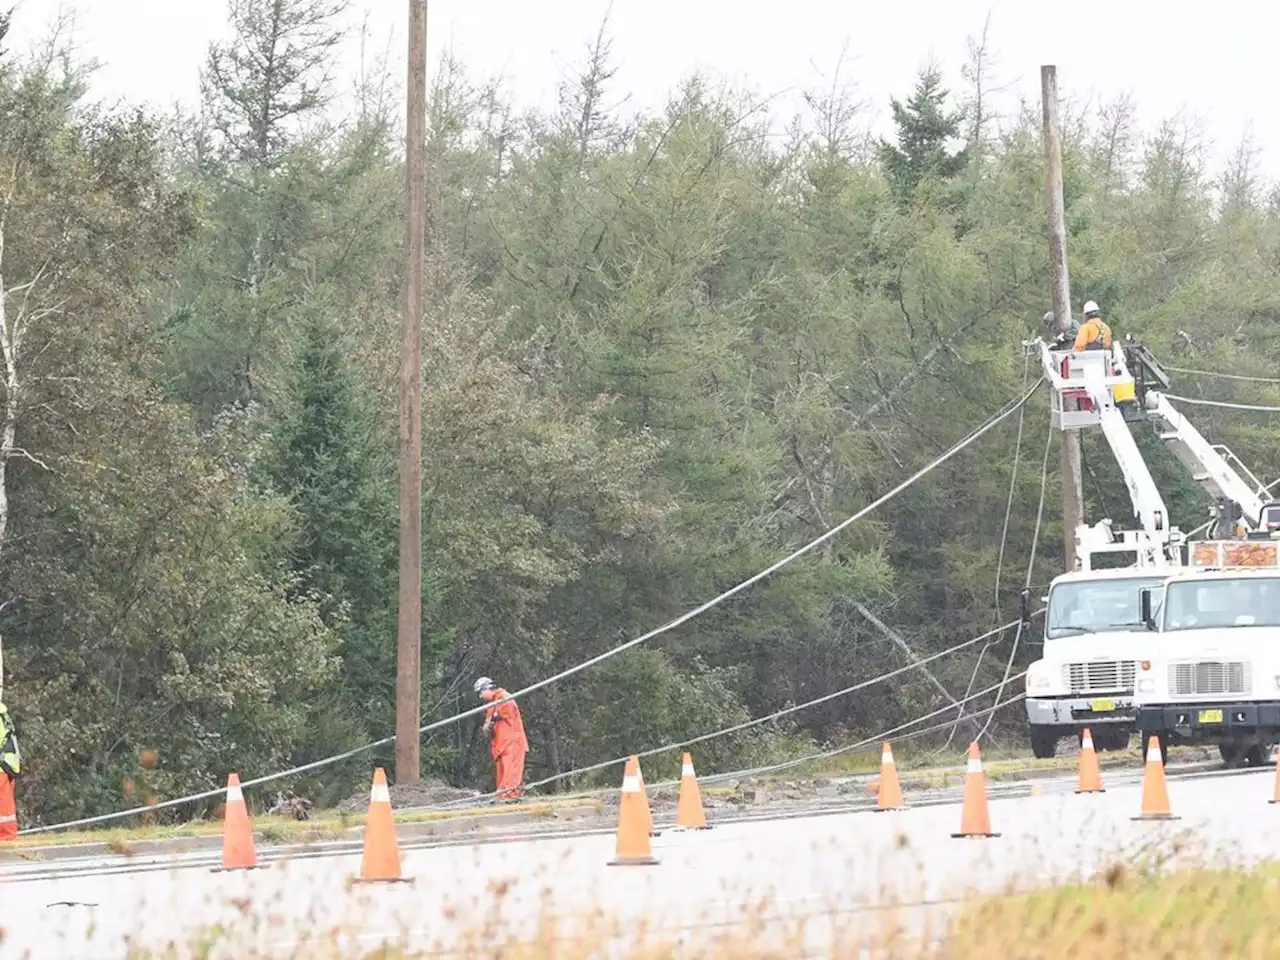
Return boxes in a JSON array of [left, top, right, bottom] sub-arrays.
[[1260, 502, 1280, 535], [1024, 566, 1169, 758], [1134, 541, 1280, 766]]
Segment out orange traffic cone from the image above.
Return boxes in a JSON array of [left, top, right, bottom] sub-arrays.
[[212, 773, 263, 871], [636, 759, 661, 837], [1132, 735, 1179, 821], [1270, 752, 1280, 805], [951, 742, 999, 838], [875, 742, 906, 811], [675, 751, 710, 830], [354, 768, 412, 883], [1076, 728, 1105, 794], [608, 756, 659, 866]]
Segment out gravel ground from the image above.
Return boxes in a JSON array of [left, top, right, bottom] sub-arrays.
[[338, 777, 482, 812]]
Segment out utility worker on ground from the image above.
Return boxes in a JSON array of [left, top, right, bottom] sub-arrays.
[[1072, 300, 1112, 353], [474, 676, 528, 802], [0, 701, 20, 840]]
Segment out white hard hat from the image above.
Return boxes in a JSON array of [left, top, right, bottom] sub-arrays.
[[473, 676, 494, 694], [1082, 300, 1100, 316]]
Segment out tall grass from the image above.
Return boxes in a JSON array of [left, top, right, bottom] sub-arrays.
[[118, 862, 1280, 959]]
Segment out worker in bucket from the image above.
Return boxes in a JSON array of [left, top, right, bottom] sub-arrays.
[[0, 701, 20, 840], [474, 676, 528, 802], [1044, 309, 1078, 348], [1072, 300, 1112, 353]]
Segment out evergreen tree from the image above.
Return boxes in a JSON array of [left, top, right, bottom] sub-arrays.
[[263, 313, 398, 731], [201, 0, 349, 168], [878, 67, 969, 206], [162, 0, 351, 415]]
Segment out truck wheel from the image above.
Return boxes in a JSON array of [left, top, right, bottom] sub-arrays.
[[1096, 729, 1129, 752], [1030, 728, 1058, 760], [1244, 743, 1268, 767], [1218, 741, 1244, 767]]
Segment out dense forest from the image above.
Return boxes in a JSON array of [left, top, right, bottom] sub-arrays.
[[1, 3, 1278, 823]]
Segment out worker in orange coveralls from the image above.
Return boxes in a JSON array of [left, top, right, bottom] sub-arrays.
[[0, 701, 20, 840], [475, 676, 528, 801]]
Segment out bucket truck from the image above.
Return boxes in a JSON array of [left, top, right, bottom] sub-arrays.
[[1133, 544, 1280, 767], [1020, 336, 1275, 758]]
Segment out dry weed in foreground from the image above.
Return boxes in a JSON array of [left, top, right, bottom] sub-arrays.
[[120, 894, 937, 960], [944, 862, 1280, 959], [120, 860, 1280, 960]]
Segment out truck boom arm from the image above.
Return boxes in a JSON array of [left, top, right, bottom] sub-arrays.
[[1079, 361, 1173, 561], [1032, 339, 1178, 568], [1029, 334, 1275, 568], [1145, 391, 1266, 528]]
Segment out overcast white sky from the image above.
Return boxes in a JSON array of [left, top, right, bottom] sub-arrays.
[[7, 0, 1280, 180]]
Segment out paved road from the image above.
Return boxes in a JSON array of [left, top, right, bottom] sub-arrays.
[[2, 765, 1277, 959]]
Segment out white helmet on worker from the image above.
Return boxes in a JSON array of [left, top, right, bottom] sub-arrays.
[[473, 676, 495, 695], [1082, 300, 1100, 318]]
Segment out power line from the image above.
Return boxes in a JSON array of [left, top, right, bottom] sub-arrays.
[[947, 354, 1030, 748], [430, 616, 1029, 808], [991, 354, 1032, 627], [975, 411, 1053, 743], [442, 663, 1036, 809], [1163, 394, 1280, 414], [1165, 366, 1280, 386], [20, 380, 1045, 836], [697, 672, 1029, 785]]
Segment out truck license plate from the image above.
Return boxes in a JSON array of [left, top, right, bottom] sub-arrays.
[[1198, 708, 1224, 724], [1090, 699, 1116, 712]]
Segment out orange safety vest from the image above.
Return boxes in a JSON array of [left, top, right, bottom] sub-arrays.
[[1073, 317, 1112, 353]]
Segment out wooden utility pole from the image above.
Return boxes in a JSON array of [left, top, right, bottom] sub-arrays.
[[1041, 64, 1084, 571], [397, 0, 427, 783]]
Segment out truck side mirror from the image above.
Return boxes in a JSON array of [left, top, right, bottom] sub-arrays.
[[1019, 587, 1030, 626], [1140, 588, 1155, 630]]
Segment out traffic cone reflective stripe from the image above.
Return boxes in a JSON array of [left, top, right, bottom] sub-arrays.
[[213, 773, 264, 872], [1076, 728, 1105, 793], [354, 767, 412, 883], [608, 756, 659, 866], [1133, 736, 1179, 821], [675, 751, 710, 830], [951, 742, 999, 838], [875, 742, 906, 811]]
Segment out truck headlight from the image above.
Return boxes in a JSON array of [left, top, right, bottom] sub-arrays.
[[1027, 671, 1053, 692], [1138, 678, 1155, 693]]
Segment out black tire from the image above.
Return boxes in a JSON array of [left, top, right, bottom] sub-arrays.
[[1244, 743, 1268, 767], [1219, 741, 1245, 767], [1098, 729, 1130, 752], [1030, 727, 1058, 759]]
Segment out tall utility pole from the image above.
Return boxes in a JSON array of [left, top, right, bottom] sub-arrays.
[[397, 0, 427, 784], [1041, 64, 1085, 571]]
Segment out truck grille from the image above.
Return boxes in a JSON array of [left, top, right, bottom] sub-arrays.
[[1063, 660, 1136, 693], [1168, 661, 1251, 697]]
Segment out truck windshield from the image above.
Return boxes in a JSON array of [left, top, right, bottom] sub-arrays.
[[1046, 577, 1166, 639], [1163, 576, 1280, 631], [1263, 504, 1280, 533]]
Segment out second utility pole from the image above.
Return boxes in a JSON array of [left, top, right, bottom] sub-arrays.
[[397, 0, 427, 784], [1041, 64, 1084, 572]]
